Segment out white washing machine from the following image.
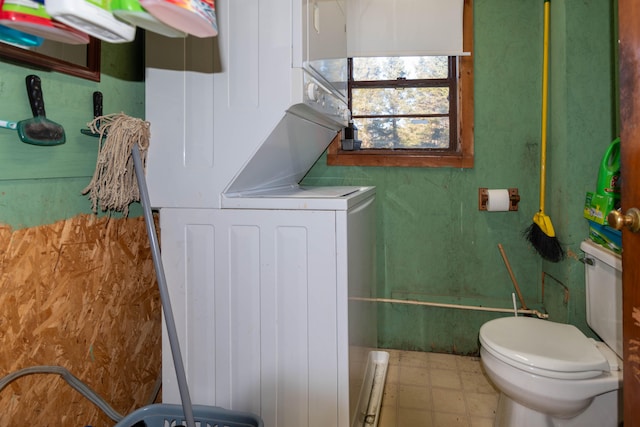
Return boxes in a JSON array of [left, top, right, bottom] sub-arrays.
[[159, 196, 378, 427]]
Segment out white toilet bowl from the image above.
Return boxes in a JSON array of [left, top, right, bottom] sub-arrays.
[[479, 316, 622, 427]]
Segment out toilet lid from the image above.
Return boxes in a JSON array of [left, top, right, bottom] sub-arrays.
[[479, 317, 609, 378]]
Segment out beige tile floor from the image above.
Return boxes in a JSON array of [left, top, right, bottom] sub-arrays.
[[377, 349, 500, 427]]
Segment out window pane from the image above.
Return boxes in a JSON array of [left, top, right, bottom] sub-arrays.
[[352, 56, 448, 80], [352, 87, 449, 116], [353, 117, 450, 149]]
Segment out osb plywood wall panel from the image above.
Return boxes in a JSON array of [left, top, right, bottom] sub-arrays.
[[0, 214, 161, 426]]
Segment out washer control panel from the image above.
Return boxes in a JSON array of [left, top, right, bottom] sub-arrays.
[[303, 72, 349, 125]]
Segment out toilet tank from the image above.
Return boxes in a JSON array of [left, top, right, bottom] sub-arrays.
[[580, 239, 623, 358]]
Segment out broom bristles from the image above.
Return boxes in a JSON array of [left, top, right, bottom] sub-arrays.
[[524, 222, 564, 262]]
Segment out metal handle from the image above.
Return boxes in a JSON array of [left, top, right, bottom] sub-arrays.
[[132, 145, 196, 427], [579, 257, 594, 266], [607, 207, 640, 232]]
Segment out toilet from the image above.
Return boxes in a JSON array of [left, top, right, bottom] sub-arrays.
[[479, 239, 623, 427]]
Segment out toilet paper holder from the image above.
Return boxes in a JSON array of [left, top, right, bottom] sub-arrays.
[[479, 188, 520, 211]]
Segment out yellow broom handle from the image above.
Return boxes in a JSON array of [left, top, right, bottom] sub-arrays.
[[540, 0, 550, 213]]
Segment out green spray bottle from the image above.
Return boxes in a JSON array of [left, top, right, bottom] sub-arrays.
[[596, 137, 621, 210]]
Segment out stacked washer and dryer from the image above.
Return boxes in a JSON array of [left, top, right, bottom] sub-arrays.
[[145, 1, 386, 427]]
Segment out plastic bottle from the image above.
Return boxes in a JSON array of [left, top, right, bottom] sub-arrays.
[[594, 137, 621, 216], [596, 137, 621, 198]]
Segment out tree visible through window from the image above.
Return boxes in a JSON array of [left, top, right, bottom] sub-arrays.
[[350, 56, 456, 151], [327, 0, 473, 168]]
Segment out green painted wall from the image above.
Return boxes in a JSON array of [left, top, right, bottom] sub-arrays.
[[0, 0, 617, 355], [303, 0, 617, 354], [0, 39, 144, 229]]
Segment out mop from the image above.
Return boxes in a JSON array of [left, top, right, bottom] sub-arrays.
[[82, 113, 150, 216], [81, 113, 196, 426], [82, 113, 262, 426]]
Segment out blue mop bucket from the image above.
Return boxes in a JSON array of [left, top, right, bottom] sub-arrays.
[[114, 403, 263, 427]]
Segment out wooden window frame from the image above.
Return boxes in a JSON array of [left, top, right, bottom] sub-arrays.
[[327, 0, 474, 168]]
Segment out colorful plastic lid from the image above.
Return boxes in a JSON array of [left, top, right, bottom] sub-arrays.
[[45, 0, 136, 43], [0, 23, 43, 46], [479, 317, 609, 379], [140, 0, 217, 38], [111, 0, 186, 38], [0, 0, 89, 44]]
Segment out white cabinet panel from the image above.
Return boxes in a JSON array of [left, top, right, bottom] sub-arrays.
[[159, 205, 372, 427]]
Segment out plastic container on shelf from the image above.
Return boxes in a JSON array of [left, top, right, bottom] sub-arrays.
[[0, 0, 89, 44], [587, 219, 622, 254], [140, 0, 217, 38], [44, 0, 136, 43], [111, 0, 186, 38], [0, 23, 43, 47], [584, 138, 622, 226], [596, 138, 621, 197]]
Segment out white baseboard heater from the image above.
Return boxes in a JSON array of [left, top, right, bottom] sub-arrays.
[[352, 351, 390, 427]]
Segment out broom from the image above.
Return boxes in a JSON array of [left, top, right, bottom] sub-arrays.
[[525, 0, 564, 262]]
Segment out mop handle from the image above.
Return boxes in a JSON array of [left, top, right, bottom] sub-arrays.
[[132, 144, 196, 427], [540, 0, 550, 213]]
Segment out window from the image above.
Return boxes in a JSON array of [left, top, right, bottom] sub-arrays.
[[349, 56, 457, 150], [327, 0, 473, 168]]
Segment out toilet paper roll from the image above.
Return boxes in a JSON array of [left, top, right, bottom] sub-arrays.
[[487, 189, 510, 212]]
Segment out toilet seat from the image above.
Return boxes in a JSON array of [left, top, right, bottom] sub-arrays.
[[479, 317, 610, 380]]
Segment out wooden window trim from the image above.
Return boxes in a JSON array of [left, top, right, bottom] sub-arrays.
[[327, 0, 474, 168]]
